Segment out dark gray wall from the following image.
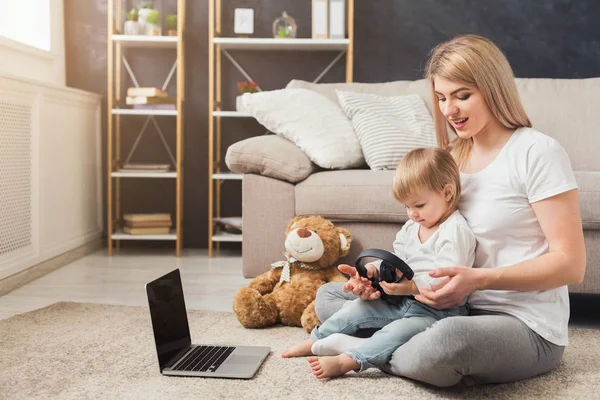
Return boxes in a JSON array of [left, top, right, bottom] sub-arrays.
[[64, 0, 600, 249]]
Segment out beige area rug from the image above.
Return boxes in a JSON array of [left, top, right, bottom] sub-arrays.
[[0, 302, 598, 400]]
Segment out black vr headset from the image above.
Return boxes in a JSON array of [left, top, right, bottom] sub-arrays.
[[354, 249, 414, 305]]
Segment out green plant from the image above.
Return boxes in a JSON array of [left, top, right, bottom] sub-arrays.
[[138, 1, 153, 9], [146, 9, 160, 25], [237, 81, 259, 94], [125, 8, 138, 21], [276, 27, 292, 38], [166, 14, 177, 31]]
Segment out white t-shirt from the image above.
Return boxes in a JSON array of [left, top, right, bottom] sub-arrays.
[[376, 210, 476, 293], [460, 127, 578, 346]]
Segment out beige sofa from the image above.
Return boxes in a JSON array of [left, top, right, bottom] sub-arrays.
[[226, 78, 600, 294]]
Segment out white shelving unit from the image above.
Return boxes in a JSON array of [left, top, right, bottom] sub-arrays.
[[212, 37, 350, 51], [112, 229, 177, 240], [107, 0, 186, 256], [111, 171, 177, 178], [112, 34, 178, 48], [111, 109, 178, 116], [208, 0, 354, 255]]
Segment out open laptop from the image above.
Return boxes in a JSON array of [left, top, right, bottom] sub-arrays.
[[146, 269, 270, 378]]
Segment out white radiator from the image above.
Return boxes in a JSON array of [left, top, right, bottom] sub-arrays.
[[0, 75, 102, 280]]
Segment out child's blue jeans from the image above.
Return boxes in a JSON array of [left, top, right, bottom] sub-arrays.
[[310, 296, 467, 371]]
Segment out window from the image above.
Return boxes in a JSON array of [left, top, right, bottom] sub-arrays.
[[0, 0, 51, 51]]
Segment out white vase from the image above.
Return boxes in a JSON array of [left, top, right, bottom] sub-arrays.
[[138, 8, 152, 28], [236, 95, 247, 112], [123, 21, 141, 35], [144, 23, 162, 36]]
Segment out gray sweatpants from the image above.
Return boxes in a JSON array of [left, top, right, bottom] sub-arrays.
[[315, 282, 565, 387]]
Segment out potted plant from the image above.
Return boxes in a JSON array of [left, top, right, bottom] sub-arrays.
[[236, 80, 259, 112], [137, 1, 154, 33], [123, 8, 141, 35], [272, 11, 297, 38], [144, 9, 161, 36], [166, 14, 177, 36]]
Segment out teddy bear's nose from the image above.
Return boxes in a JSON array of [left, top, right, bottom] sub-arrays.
[[296, 228, 312, 238]]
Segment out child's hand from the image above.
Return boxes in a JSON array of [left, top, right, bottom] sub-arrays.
[[365, 263, 379, 280], [337, 264, 381, 300], [379, 270, 419, 296]]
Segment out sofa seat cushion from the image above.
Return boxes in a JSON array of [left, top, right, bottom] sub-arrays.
[[295, 170, 409, 223], [294, 170, 600, 229]]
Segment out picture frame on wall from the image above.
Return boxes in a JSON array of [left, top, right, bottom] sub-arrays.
[[234, 8, 254, 36]]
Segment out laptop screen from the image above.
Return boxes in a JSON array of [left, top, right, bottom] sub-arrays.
[[146, 269, 192, 370]]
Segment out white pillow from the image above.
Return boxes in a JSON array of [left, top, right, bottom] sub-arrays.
[[241, 88, 364, 169], [336, 90, 437, 170]]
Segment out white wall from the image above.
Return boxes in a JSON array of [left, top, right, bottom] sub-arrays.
[[0, 0, 65, 86], [0, 75, 102, 281]]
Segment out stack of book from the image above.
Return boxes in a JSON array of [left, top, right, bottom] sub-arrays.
[[126, 87, 176, 110], [119, 163, 171, 173], [123, 213, 172, 235]]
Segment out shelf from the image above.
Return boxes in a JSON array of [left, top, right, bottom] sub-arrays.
[[112, 34, 178, 48], [111, 171, 176, 178], [214, 216, 242, 226], [111, 229, 177, 241], [212, 111, 253, 118], [212, 231, 243, 242], [212, 173, 244, 180], [213, 37, 350, 51], [112, 108, 178, 116]]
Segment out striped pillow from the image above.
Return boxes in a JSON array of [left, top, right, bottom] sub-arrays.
[[336, 90, 436, 170]]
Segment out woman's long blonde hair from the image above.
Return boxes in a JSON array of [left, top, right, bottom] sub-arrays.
[[425, 34, 531, 167], [393, 148, 461, 216]]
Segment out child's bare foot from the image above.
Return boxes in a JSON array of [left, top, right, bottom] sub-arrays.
[[307, 354, 359, 379], [282, 339, 314, 358]]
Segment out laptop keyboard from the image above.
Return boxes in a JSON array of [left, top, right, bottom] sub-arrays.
[[172, 346, 236, 372]]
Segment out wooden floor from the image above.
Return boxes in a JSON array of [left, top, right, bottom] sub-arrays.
[[1, 248, 599, 330], [0, 248, 251, 321]]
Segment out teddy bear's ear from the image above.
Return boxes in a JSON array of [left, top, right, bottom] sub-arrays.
[[337, 227, 352, 257], [285, 216, 305, 233]]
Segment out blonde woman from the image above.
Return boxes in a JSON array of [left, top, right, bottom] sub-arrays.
[[283, 148, 476, 379], [307, 34, 586, 386]]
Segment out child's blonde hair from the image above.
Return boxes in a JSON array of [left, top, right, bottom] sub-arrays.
[[425, 34, 531, 167], [393, 148, 461, 212]]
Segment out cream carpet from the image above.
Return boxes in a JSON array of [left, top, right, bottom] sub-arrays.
[[0, 302, 598, 399]]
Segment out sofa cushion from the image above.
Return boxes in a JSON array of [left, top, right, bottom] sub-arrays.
[[225, 135, 319, 183], [240, 88, 365, 169], [295, 170, 409, 223], [337, 90, 436, 170], [294, 170, 600, 228]]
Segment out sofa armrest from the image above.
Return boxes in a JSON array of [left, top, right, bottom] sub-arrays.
[[225, 135, 319, 184]]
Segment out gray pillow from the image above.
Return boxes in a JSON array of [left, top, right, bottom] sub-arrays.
[[225, 135, 319, 183]]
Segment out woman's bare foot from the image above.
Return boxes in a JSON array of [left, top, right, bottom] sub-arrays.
[[281, 339, 314, 358], [307, 354, 359, 379]]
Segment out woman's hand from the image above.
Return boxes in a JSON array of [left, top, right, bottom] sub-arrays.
[[415, 266, 482, 309], [337, 264, 381, 300]]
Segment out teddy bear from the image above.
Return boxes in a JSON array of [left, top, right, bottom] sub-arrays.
[[233, 215, 351, 333]]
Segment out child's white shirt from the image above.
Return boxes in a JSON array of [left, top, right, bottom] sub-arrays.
[[373, 210, 476, 292]]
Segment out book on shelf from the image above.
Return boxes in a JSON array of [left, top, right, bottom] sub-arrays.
[[126, 96, 176, 105], [123, 226, 171, 235], [126, 87, 168, 97], [133, 104, 176, 110], [125, 220, 172, 228], [123, 213, 172, 223], [119, 163, 171, 172]]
